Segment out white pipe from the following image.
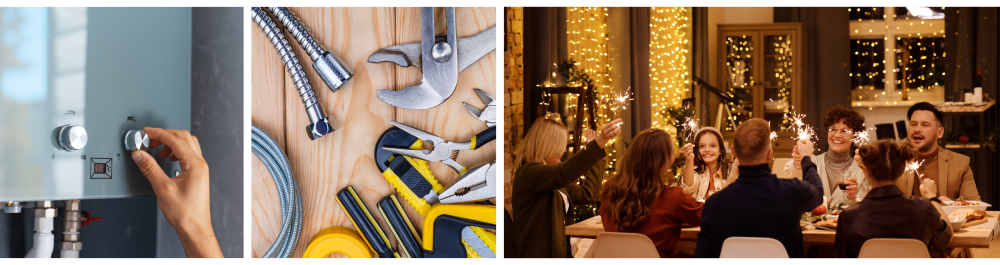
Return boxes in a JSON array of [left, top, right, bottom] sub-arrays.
[[25, 217, 54, 258], [60, 250, 79, 258]]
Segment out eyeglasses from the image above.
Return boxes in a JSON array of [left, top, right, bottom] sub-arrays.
[[827, 127, 853, 136]]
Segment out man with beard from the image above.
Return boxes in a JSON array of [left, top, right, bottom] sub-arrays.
[[897, 102, 980, 201]]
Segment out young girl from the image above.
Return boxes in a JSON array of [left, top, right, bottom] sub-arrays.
[[600, 128, 703, 258], [511, 118, 622, 258], [680, 127, 731, 199]]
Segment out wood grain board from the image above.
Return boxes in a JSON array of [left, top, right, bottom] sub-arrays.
[[251, 7, 496, 258]]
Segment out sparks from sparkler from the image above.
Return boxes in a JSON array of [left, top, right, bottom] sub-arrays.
[[609, 86, 634, 120], [784, 109, 816, 142], [682, 117, 701, 142], [770, 131, 778, 141], [852, 124, 875, 146], [906, 159, 926, 179]]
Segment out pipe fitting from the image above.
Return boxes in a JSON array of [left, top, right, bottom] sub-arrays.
[[59, 242, 82, 251], [4, 201, 22, 214], [33, 208, 58, 218]]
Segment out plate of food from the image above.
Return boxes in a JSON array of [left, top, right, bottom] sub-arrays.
[[941, 199, 991, 215], [815, 219, 838, 230], [946, 208, 988, 230]]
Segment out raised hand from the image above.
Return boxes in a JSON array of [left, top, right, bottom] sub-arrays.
[[595, 118, 623, 149]]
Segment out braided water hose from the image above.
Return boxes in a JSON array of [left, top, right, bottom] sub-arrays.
[[251, 7, 333, 140], [252, 125, 303, 258]]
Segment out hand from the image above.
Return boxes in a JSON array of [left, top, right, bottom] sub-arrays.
[[939, 196, 952, 202], [595, 118, 623, 149], [791, 145, 802, 169], [845, 177, 859, 199], [682, 143, 695, 160], [796, 139, 814, 158], [585, 127, 597, 142], [132, 127, 222, 258], [853, 148, 864, 169], [919, 178, 938, 199]]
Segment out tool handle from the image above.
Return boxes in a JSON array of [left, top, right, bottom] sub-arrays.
[[470, 127, 496, 150], [426, 215, 496, 258], [378, 196, 424, 258], [336, 187, 398, 258]]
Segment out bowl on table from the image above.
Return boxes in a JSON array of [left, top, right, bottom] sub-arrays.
[[948, 216, 967, 232], [941, 200, 991, 216]]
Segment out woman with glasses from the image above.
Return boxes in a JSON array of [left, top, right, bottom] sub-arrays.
[[782, 106, 869, 209]]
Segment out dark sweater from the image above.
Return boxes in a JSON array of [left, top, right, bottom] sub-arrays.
[[511, 141, 606, 258], [833, 185, 952, 258], [695, 156, 823, 258]]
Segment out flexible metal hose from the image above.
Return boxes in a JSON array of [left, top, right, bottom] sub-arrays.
[[267, 7, 324, 61], [251, 7, 333, 140], [252, 125, 303, 258], [267, 7, 354, 92]]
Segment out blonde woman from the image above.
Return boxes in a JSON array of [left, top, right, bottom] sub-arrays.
[[511, 118, 622, 258]]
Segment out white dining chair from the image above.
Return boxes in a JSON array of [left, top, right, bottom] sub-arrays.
[[857, 238, 930, 258], [582, 232, 660, 258], [719, 237, 789, 258], [772, 158, 793, 179]]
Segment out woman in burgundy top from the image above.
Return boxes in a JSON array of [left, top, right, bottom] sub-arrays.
[[599, 128, 704, 258]]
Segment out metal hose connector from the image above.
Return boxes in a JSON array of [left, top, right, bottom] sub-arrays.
[[252, 125, 303, 258], [268, 7, 354, 93], [251, 7, 333, 140]]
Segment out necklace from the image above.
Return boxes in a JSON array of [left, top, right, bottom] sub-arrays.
[[825, 153, 853, 169]]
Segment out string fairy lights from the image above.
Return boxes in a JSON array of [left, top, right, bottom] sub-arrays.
[[649, 7, 692, 125]]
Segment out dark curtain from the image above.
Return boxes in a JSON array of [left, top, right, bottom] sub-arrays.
[[775, 7, 851, 150], [522, 7, 559, 134], [629, 7, 651, 137], [692, 7, 713, 127]]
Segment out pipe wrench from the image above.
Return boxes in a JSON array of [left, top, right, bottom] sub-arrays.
[[367, 7, 496, 109]]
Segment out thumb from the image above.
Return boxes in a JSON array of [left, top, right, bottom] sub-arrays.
[[132, 151, 172, 190]]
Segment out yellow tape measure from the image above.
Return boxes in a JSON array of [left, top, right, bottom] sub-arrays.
[[302, 227, 374, 258]]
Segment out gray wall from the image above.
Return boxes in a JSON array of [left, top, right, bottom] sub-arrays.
[[155, 7, 244, 258]]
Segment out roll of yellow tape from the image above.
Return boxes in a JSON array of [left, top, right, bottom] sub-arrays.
[[302, 227, 374, 258]]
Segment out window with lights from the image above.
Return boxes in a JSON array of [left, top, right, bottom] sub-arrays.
[[849, 7, 946, 106]]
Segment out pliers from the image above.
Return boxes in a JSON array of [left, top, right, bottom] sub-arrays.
[[464, 88, 495, 127], [367, 7, 496, 110], [381, 121, 495, 174]]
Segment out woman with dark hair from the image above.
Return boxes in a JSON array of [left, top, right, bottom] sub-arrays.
[[599, 128, 703, 258], [680, 127, 731, 199], [783, 106, 869, 208], [833, 139, 952, 257]]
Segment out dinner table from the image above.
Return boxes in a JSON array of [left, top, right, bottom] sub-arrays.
[[566, 211, 999, 257]]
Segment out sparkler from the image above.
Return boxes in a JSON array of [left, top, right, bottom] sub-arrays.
[[681, 117, 701, 142], [906, 159, 926, 179], [609, 87, 633, 119], [852, 124, 875, 146], [784, 109, 816, 142]]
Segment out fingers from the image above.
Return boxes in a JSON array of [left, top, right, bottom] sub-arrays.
[[144, 127, 198, 161], [132, 151, 173, 193]]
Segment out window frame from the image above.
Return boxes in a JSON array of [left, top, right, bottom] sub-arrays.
[[849, 7, 945, 105]]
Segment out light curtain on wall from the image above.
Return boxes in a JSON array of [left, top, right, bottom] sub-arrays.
[[566, 7, 612, 126], [649, 7, 692, 128]]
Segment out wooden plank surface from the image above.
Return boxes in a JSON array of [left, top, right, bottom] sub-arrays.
[[568, 211, 999, 249], [251, 7, 496, 258]]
